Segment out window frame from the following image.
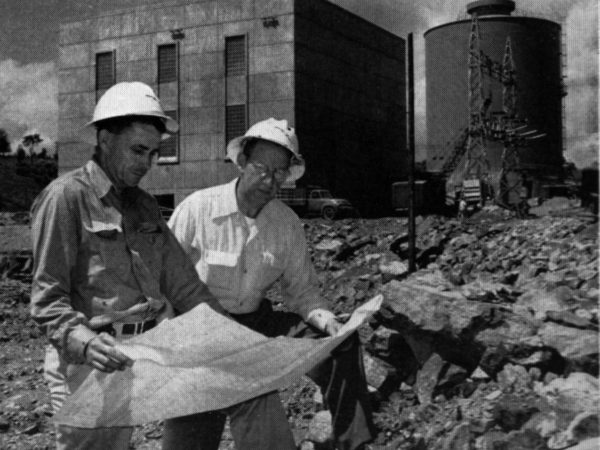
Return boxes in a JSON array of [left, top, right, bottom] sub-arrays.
[[95, 50, 116, 100], [157, 43, 178, 84], [224, 34, 249, 159], [157, 109, 179, 164]]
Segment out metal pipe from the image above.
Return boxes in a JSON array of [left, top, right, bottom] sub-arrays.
[[407, 33, 416, 273]]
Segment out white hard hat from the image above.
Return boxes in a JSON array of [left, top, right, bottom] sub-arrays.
[[226, 118, 305, 182], [82, 82, 178, 143]]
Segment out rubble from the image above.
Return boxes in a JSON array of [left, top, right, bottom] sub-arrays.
[[1, 211, 597, 449]]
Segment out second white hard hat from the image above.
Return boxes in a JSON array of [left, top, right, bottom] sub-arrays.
[[83, 82, 178, 143], [226, 118, 305, 182]]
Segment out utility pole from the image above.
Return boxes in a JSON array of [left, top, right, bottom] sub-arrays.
[[406, 33, 416, 273]]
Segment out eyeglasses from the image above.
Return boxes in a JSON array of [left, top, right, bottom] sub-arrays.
[[247, 161, 289, 183]]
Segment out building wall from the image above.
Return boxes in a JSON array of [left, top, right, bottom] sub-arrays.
[[58, 0, 297, 205], [58, 0, 406, 213], [294, 0, 406, 215]]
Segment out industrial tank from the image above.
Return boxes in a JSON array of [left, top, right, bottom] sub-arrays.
[[425, 0, 564, 192]]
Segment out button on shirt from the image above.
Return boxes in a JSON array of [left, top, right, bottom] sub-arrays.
[[30, 160, 220, 363], [168, 178, 334, 329]]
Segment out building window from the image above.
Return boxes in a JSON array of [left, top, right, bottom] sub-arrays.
[[158, 44, 177, 84], [96, 51, 115, 96], [226, 105, 246, 147], [225, 36, 246, 76], [158, 110, 178, 162]]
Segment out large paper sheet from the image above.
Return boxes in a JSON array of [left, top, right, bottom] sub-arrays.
[[54, 295, 383, 428]]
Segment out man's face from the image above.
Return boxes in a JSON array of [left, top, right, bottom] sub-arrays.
[[100, 122, 162, 189], [238, 140, 292, 210]]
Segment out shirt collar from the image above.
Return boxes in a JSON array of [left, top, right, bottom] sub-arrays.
[[212, 177, 242, 219], [84, 159, 114, 200]]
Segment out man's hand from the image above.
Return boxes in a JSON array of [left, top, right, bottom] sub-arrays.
[[84, 333, 134, 373], [324, 317, 344, 337]]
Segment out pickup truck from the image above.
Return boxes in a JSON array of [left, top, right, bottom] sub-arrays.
[[276, 186, 357, 219]]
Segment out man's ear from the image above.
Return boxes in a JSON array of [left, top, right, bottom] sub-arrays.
[[237, 152, 248, 168], [97, 129, 113, 152]]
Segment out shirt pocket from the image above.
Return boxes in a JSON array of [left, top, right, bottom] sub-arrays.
[[132, 229, 166, 280], [204, 249, 239, 290], [259, 250, 286, 285], [83, 223, 130, 277]]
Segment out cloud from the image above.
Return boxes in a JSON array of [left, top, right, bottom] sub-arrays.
[[0, 59, 58, 149], [564, 0, 598, 167]]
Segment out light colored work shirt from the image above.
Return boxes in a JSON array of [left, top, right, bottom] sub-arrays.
[[168, 178, 334, 330], [30, 160, 220, 364]]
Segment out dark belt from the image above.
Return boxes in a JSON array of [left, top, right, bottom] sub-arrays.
[[95, 319, 157, 337]]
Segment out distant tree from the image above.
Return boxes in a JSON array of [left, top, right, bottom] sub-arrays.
[[0, 129, 10, 157], [22, 133, 43, 156], [16, 145, 26, 163], [39, 148, 48, 159]]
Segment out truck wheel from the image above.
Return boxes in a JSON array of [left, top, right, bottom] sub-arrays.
[[322, 206, 336, 220]]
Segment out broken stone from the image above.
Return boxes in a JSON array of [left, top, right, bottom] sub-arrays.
[[0, 416, 9, 433], [546, 310, 597, 330], [538, 323, 598, 372], [485, 390, 503, 401], [363, 353, 391, 390], [415, 353, 445, 405], [306, 410, 332, 444], [442, 422, 472, 450], [536, 372, 599, 417], [492, 394, 540, 432], [497, 364, 531, 392], [315, 239, 343, 252], [566, 411, 599, 443], [378, 260, 408, 277], [524, 411, 559, 439], [470, 367, 490, 380], [564, 437, 600, 450]]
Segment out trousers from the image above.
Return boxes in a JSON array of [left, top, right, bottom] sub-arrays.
[[44, 345, 133, 450], [163, 300, 376, 450]]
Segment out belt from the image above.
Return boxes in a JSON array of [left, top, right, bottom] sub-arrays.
[[95, 319, 157, 338]]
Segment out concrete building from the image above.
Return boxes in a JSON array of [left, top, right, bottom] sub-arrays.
[[58, 0, 406, 215]]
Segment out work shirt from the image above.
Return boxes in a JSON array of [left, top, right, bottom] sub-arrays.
[[31, 160, 220, 364], [168, 178, 334, 330]]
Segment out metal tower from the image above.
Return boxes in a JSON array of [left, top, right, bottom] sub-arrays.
[[464, 15, 491, 187]]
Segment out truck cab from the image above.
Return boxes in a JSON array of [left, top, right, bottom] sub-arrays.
[[277, 186, 357, 219]]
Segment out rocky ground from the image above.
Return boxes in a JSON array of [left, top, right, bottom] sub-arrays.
[[0, 200, 598, 449]]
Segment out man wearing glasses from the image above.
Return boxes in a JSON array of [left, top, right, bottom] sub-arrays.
[[165, 118, 375, 450]]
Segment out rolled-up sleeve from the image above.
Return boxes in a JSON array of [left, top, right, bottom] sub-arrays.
[[30, 186, 96, 363], [280, 219, 329, 321]]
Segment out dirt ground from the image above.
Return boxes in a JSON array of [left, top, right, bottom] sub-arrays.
[[0, 208, 597, 449]]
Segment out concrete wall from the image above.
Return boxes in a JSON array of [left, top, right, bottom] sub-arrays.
[[58, 0, 296, 204], [58, 0, 406, 213], [294, 0, 406, 215]]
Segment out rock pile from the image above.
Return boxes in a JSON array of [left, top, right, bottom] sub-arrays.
[[305, 212, 598, 449]]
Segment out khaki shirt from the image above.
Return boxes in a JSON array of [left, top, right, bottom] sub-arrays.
[[168, 178, 334, 329], [31, 160, 221, 363]]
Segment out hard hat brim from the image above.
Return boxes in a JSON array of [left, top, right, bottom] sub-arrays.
[[81, 113, 179, 145]]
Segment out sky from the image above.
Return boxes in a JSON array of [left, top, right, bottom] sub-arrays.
[[0, 0, 597, 167]]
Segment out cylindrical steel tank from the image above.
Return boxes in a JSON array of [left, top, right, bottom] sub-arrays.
[[425, 0, 564, 188]]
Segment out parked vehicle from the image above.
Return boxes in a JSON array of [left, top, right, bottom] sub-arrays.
[[277, 186, 357, 219]]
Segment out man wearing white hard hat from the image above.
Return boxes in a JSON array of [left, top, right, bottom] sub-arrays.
[[30, 82, 227, 449], [166, 118, 376, 450]]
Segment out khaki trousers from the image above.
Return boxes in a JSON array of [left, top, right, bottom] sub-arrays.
[[163, 300, 376, 450], [44, 345, 133, 450]]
